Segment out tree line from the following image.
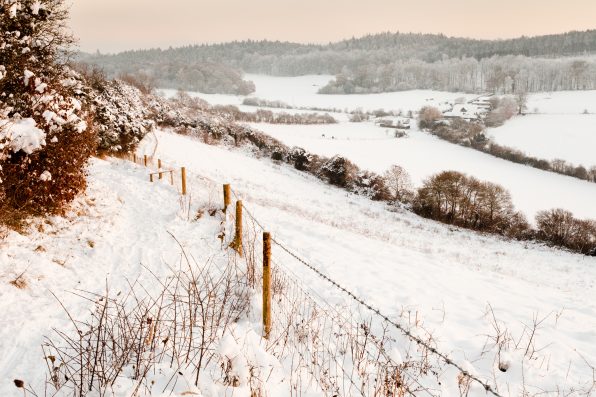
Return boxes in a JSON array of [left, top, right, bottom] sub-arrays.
[[319, 56, 596, 94], [80, 30, 596, 94]]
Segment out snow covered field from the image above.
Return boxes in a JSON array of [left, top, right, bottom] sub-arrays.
[[147, 130, 596, 395], [160, 74, 476, 114], [489, 114, 596, 167], [2, 130, 595, 395], [488, 90, 596, 167], [160, 74, 596, 221], [527, 90, 596, 114], [252, 121, 596, 221]]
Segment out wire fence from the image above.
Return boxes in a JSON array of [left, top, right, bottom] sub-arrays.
[[114, 153, 502, 396], [230, 186, 503, 397]]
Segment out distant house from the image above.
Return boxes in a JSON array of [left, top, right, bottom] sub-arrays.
[[375, 116, 411, 129], [443, 95, 492, 121]]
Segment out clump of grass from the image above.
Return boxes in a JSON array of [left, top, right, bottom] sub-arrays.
[[10, 269, 28, 289]]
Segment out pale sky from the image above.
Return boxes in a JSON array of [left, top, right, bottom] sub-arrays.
[[69, 0, 596, 54]]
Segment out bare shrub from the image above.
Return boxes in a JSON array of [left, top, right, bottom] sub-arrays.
[[43, 248, 252, 395], [412, 171, 527, 235], [383, 165, 414, 203], [536, 209, 596, 254], [484, 96, 518, 127], [118, 72, 155, 94], [418, 106, 443, 129]]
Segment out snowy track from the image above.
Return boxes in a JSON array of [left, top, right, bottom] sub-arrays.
[[1, 132, 595, 395], [0, 158, 225, 395]]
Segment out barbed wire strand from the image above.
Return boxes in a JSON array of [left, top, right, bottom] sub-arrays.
[[230, 187, 503, 397]]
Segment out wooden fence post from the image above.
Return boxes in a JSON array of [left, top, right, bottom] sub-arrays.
[[181, 167, 187, 195], [149, 173, 154, 183], [144, 155, 148, 167], [169, 171, 174, 186], [223, 184, 231, 213], [263, 232, 272, 339], [133, 154, 137, 164], [230, 200, 243, 256], [158, 159, 163, 179]]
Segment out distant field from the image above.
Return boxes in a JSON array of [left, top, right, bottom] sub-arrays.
[[160, 74, 477, 113], [253, 121, 596, 221], [527, 90, 596, 114], [489, 114, 596, 167], [161, 74, 596, 220], [487, 90, 596, 168]]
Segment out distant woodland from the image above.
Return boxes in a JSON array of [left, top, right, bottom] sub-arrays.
[[80, 30, 596, 94]]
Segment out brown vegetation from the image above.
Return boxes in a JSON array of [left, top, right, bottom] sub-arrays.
[[0, 0, 96, 221], [412, 171, 529, 236], [536, 209, 596, 255]]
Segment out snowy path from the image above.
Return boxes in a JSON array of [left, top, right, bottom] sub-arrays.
[[0, 158, 224, 395], [1, 133, 595, 395]]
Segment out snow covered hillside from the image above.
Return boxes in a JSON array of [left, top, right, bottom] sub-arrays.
[[252, 121, 596, 221], [147, 129, 596, 395], [159, 74, 596, 221], [2, 129, 595, 396], [160, 74, 477, 114], [0, 158, 231, 395], [489, 114, 596, 168]]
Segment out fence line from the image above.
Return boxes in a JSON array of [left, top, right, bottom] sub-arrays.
[[111, 152, 502, 396], [229, 186, 503, 397]]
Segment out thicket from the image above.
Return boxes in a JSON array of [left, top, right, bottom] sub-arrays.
[[0, 0, 96, 223], [212, 105, 337, 124], [536, 209, 596, 255], [411, 171, 530, 237]]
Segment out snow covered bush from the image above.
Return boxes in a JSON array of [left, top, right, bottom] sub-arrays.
[[288, 146, 313, 171], [0, 0, 96, 217], [92, 79, 154, 152], [319, 155, 358, 188], [352, 170, 391, 201]]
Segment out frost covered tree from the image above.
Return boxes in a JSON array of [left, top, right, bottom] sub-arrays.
[[0, 0, 95, 219]]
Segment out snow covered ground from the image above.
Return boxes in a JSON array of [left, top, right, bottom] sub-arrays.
[[160, 74, 476, 114], [0, 158, 270, 396], [252, 121, 596, 221], [527, 90, 596, 114], [147, 130, 596, 395], [489, 114, 596, 167], [488, 90, 596, 167], [1, 130, 595, 396], [160, 74, 596, 220]]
